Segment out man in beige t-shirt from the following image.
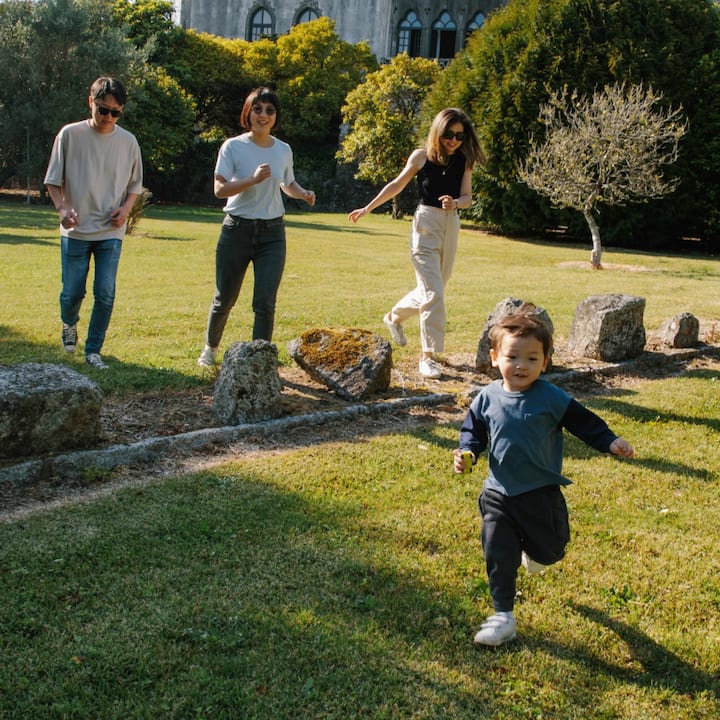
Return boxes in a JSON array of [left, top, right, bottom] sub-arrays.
[[44, 76, 143, 370]]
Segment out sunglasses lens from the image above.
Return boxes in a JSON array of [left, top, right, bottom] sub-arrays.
[[443, 131, 464, 141], [96, 104, 121, 118]]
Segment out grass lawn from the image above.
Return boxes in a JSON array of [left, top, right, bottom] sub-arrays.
[[0, 200, 719, 718], [1, 200, 718, 391]]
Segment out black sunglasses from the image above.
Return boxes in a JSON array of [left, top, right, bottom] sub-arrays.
[[442, 130, 465, 141], [96, 103, 122, 118]]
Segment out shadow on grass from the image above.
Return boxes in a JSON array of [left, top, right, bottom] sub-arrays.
[[0, 324, 206, 395], [566, 603, 718, 699], [589, 394, 720, 435], [0, 472, 531, 718], [1, 441, 716, 717], [0, 232, 56, 247]]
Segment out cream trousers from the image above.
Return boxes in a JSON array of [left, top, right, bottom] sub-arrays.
[[391, 204, 460, 353]]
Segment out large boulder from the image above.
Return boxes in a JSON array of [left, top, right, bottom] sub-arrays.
[[288, 327, 392, 401], [213, 340, 283, 425], [0, 363, 103, 458], [475, 298, 554, 376], [567, 294, 646, 361]]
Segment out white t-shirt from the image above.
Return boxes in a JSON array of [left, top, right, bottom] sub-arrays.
[[44, 120, 143, 241], [214, 133, 295, 219]]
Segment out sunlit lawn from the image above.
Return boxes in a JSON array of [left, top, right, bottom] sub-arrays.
[[0, 200, 719, 719]]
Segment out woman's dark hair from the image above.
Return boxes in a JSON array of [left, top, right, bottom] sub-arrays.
[[89, 77, 127, 107], [240, 87, 281, 130]]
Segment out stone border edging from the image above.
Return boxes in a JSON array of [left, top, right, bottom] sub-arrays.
[[0, 393, 455, 490], [2, 343, 718, 493]]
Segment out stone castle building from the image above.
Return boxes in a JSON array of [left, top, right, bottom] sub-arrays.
[[180, 1, 506, 62]]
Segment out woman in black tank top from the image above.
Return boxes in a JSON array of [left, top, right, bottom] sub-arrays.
[[349, 108, 484, 379]]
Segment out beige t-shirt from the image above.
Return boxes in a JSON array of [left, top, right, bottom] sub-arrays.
[[44, 120, 143, 240]]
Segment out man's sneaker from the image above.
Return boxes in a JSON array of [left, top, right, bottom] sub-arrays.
[[197, 345, 218, 367], [474, 612, 517, 647], [85, 353, 108, 370], [419, 357, 442, 379], [521, 551, 549, 575], [383, 312, 407, 346], [62, 323, 78, 353]]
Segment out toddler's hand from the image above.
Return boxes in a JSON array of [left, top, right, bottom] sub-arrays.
[[452, 448, 474, 474], [610, 437, 634, 458]]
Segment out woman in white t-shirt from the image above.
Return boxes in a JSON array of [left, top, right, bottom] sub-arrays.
[[198, 87, 316, 367]]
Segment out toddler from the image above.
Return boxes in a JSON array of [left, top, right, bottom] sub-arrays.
[[454, 313, 634, 646]]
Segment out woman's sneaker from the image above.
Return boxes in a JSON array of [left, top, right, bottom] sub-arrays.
[[419, 357, 442, 379], [197, 345, 218, 367], [474, 612, 516, 647], [383, 313, 406, 346]]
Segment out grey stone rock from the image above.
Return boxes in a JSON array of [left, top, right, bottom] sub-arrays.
[[288, 328, 392, 401], [0, 363, 103, 458], [212, 340, 283, 424], [567, 294, 646, 361], [475, 298, 554, 376], [656, 312, 699, 348]]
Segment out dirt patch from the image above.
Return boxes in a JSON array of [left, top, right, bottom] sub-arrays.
[[2, 343, 718, 522], [97, 341, 720, 448]]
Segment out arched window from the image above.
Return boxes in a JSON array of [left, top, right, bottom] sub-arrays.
[[397, 11, 422, 57], [249, 8, 273, 41], [295, 8, 319, 25], [431, 11, 457, 59], [466, 11, 485, 38]]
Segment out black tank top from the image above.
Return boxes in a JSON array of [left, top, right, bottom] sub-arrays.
[[417, 152, 466, 208]]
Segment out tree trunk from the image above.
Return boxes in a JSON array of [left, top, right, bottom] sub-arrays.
[[583, 208, 603, 268]]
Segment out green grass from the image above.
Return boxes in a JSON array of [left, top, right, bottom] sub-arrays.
[[1, 200, 719, 394], [1, 200, 719, 718], [0, 371, 718, 719]]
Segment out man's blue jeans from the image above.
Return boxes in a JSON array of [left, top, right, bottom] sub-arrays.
[[205, 215, 286, 347], [60, 236, 122, 355]]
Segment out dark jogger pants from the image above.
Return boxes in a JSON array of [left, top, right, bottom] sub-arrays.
[[479, 485, 570, 612]]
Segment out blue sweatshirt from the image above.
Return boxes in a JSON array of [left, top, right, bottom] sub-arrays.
[[459, 379, 618, 496]]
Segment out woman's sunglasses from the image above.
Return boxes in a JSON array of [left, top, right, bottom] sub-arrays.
[[442, 130, 465, 141], [95, 103, 123, 118]]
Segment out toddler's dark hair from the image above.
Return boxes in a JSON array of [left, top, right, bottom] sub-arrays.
[[489, 313, 553, 358]]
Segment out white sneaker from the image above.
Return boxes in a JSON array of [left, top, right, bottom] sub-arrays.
[[383, 313, 406, 346], [197, 345, 217, 367], [419, 357, 442, 379], [521, 551, 549, 575], [474, 612, 517, 646], [85, 353, 108, 370]]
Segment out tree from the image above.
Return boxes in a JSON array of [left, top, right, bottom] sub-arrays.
[[424, 0, 720, 251], [122, 64, 197, 199], [112, 0, 180, 63], [519, 83, 687, 267], [337, 53, 441, 217], [0, 0, 139, 188], [163, 30, 254, 139], [274, 17, 377, 149]]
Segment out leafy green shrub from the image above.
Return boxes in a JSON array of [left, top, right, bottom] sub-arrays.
[[427, 0, 720, 251]]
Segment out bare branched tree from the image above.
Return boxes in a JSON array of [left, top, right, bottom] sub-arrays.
[[519, 83, 687, 267]]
